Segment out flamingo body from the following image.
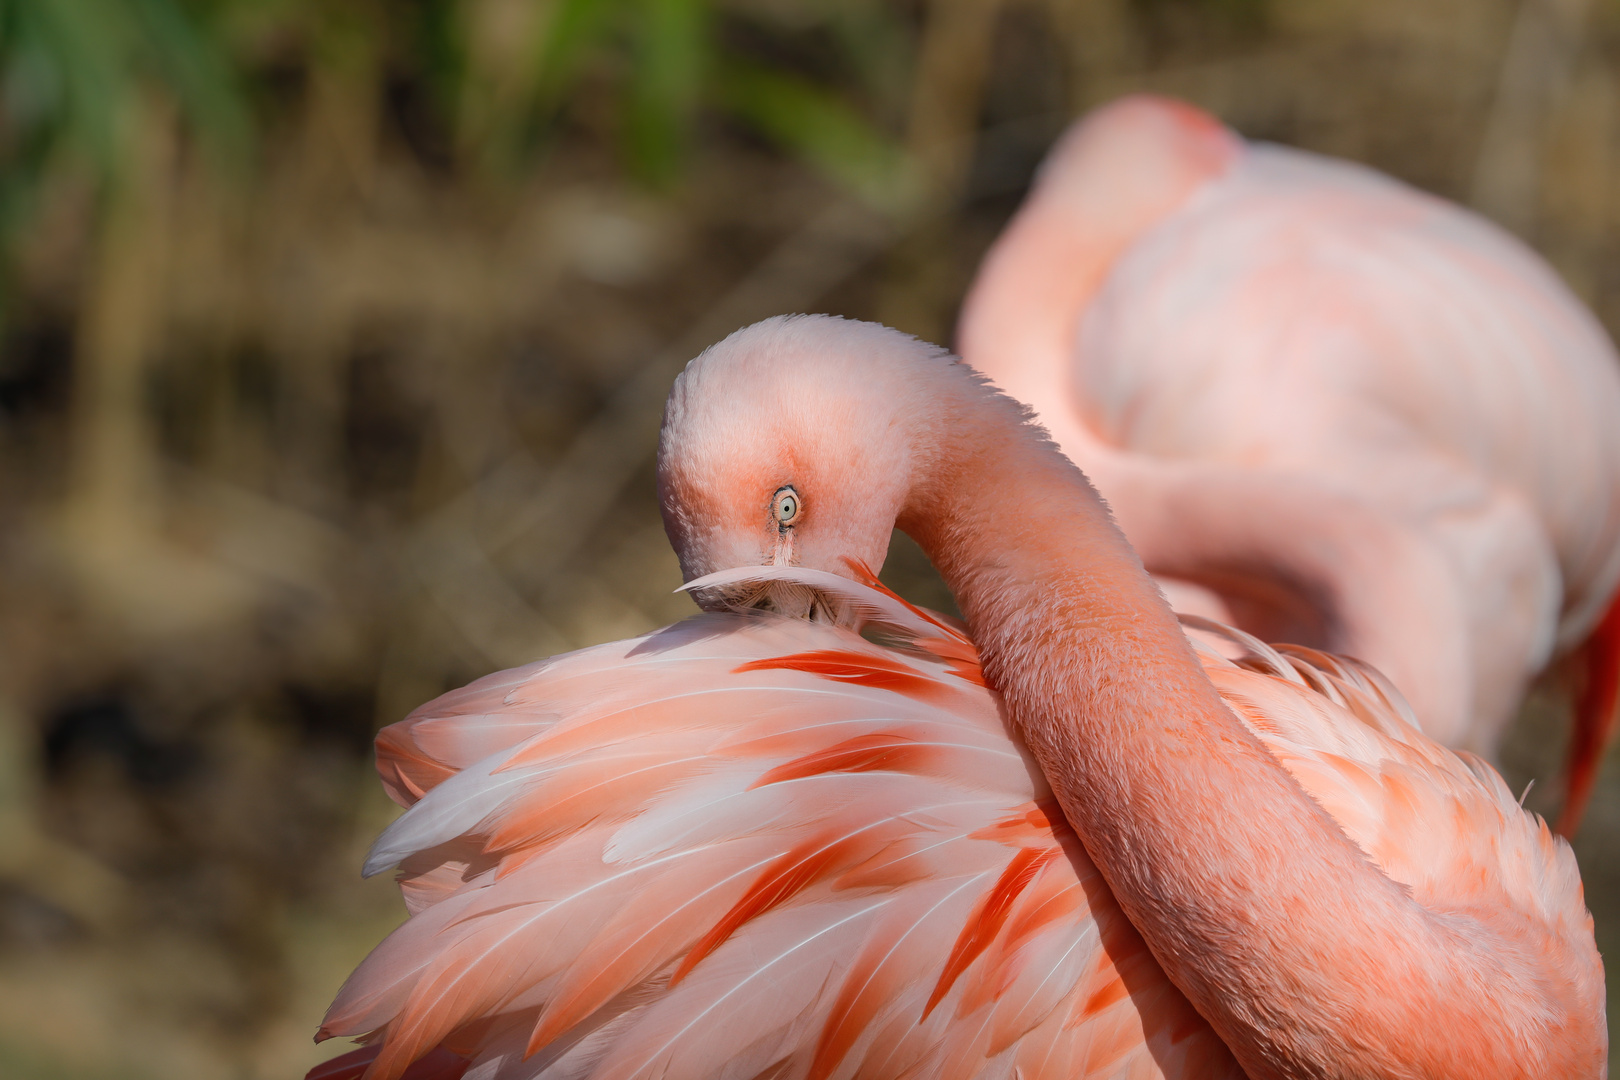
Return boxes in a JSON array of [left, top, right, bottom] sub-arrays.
[[959, 95, 1620, 762], [317, 572, 1236, 1080], [313, 315, 1605, 1079], [315, 566, 1585, 1080]]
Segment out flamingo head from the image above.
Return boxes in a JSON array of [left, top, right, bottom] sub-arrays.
[[657, 315, 957, 610]]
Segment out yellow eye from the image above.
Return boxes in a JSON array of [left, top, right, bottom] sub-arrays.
[[772, 486, 801, 526]]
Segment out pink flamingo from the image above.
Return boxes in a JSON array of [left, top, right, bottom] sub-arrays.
[[311, 316, 1603, 1080], [958, 96, 1620, 833]]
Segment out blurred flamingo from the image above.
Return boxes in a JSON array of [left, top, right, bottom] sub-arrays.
[[311, 317, 1603, 1080], [958, 95, 1620, 834]]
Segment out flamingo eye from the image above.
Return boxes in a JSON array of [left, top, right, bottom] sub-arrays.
[[772, 486, 801, 527]]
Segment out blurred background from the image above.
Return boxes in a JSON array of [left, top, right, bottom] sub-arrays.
[[0, 0, 1615, 1075]]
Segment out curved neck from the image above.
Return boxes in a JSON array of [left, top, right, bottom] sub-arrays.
[[896, 374, 1576, 1078], [955, 97, 1238, 445], [1107, 457, 1475, 745], [956, 119, 1480, 749]]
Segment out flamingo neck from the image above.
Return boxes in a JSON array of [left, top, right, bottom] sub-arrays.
[[955, 98, 1238, 456], [952, 113, 1486, 748], [895, 377, 1560, 1078], [954, 200, 1148, 466]]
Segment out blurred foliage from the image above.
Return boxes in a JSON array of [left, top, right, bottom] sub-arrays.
[[0, 0, 913, 236], [0, 0, 247, 214], [452, 0, 911, 193], [0, 0, 1618, 1077]]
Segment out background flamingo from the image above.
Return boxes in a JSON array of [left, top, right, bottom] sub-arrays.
[[312, 316, 1603, 1079], [957, 95, 1620, 834]]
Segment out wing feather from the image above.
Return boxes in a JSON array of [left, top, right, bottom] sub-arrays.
[[318, 569, 1579, 1080]]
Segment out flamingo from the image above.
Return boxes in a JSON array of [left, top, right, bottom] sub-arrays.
[[311, 316, 1603, 1080], [957, 95, 1620, 833]]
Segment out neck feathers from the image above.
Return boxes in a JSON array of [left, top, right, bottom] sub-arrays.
[[957, 96, 1238, 451]]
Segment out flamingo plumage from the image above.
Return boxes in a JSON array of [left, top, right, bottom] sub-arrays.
[[312, 316, 1603, 1080], [957, 96, 1620, 832]]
